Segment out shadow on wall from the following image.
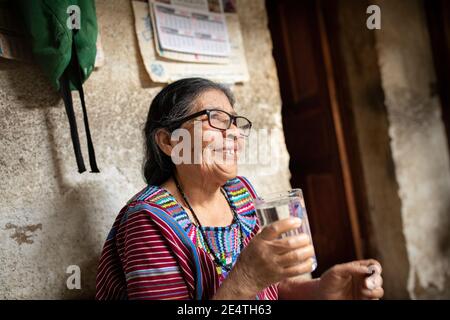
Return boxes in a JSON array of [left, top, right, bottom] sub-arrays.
[[0, 59, 119, 299], [1, 0, 158, 298], [438, 197, 450, 256], [410, 197, 450, 299]]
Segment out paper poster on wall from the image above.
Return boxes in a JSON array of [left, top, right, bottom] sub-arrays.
[[149, 0, 230, 64], [171, 0, 209, 11], [132, 0, 249, 83], [151, 0, 230, 57]]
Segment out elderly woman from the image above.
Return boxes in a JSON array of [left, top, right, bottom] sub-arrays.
[[95, 78, 383, 300]]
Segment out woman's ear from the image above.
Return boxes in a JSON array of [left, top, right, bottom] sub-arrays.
[[155, 128, 173, 157]]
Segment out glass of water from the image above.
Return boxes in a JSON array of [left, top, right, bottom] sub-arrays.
[[254, 189, 317, 272]]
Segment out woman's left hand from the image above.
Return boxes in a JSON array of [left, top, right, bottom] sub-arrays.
[[317, 259, 384, 300]]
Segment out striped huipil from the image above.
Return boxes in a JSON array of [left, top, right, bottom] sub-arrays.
[[95, 176, 279, 300]]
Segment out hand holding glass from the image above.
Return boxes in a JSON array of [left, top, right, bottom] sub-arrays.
[[254, 189, 317, 272]]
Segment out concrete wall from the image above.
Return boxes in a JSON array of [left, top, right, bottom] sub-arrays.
[[335, 0, 450, 299], [0, 0, 290, 299], [334, 0, 410, 299], [374, 0, 450, 299]]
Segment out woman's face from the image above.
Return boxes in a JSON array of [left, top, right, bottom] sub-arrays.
[[173, 89, 245, 184]]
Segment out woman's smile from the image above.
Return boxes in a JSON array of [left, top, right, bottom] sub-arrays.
[[97, 78, 384, 301]]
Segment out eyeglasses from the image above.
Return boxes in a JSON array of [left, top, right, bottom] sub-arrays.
[[169, 108, 252, 137]]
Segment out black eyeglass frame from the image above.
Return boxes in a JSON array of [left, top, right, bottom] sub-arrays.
[[167, 108, 253, 136]]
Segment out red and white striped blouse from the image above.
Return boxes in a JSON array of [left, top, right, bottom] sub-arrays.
[[95, 176, 278, 300]]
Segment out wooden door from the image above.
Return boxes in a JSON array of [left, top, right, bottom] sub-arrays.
[[266, 0, 363, 275]]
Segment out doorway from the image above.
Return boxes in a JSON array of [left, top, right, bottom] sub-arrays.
[[266, 0, 365, 275]]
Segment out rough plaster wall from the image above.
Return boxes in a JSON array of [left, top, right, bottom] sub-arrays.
[[335, 0, 410, 299], [0, 0, 290, 299], [375, 0, 450, 299]]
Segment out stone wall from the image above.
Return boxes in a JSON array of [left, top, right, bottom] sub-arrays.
[[0, 0, 290, 299], [334, 0, 410, 299], [334, 0, 450, 299], [374, 0, 450, 299]]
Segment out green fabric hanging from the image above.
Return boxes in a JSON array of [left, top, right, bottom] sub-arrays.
[[16, 0, 98, 90], [16, 0, 100, 173]]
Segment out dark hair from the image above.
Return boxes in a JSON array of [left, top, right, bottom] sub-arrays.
[[143, 77, 235, 185]]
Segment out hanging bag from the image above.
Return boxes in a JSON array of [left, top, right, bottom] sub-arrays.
[[16, 0, 100, 173]]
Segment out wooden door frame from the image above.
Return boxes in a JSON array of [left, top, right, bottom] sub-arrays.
[[425, 0, 450, 152], [266, 0, 369, 261], [315, 0, 364, 260]]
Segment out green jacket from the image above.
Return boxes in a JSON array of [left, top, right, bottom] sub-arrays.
[[16, 0, 97, 90]]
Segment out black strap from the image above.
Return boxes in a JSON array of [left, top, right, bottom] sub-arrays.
[[72, 41, 99, 173], [60, 69, 86, 173], [59, 32, 99, 173]]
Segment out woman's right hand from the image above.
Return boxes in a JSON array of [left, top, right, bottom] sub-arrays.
[[232, 217, 315, 295]]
